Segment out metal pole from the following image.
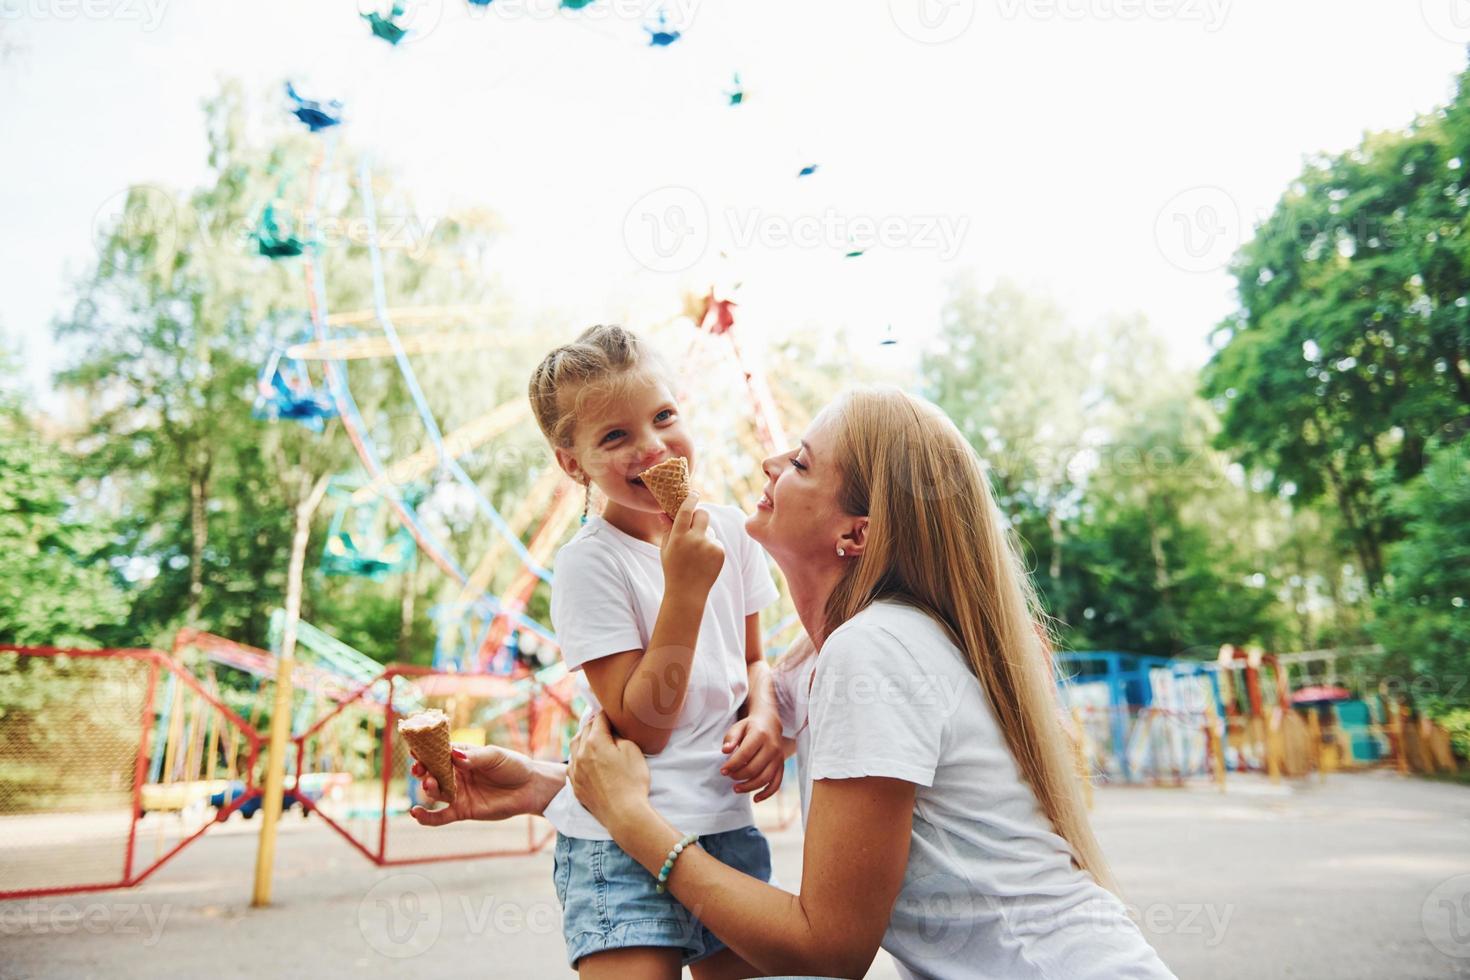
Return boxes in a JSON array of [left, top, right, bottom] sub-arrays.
[[253, 475, 330, 907]]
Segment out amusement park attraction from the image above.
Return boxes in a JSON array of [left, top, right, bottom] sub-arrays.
[[7, 3, 1460, 918], [0, 205, 811, 905], [1, 7, 834, 902], [1057, 643, 1461, 793]]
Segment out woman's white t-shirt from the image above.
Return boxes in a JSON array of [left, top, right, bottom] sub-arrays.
[[543, 504, 780, 840], [776, 600, 1175, 980]]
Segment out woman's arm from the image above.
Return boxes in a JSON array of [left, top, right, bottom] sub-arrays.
[[408, 744, 567, 826], [571, 713, 915, 978]]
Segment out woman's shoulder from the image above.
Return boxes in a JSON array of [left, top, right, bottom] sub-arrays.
[[826, 601, 966, 670]]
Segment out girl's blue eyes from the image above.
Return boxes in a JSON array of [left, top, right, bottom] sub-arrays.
[[600, 411, 675, 444], [790, 456, 806, 471]]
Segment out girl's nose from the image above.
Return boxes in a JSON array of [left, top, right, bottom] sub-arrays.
[[762, 454, 782, 480], [637, 439, 668, 466]]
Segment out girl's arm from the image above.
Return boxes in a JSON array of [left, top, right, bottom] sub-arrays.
[[581, 495, 724, 755], [580, 588, 708, 755], [571, 714, 915, 978], [742, 612, 778, 724]]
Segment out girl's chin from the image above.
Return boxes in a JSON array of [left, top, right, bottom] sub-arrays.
[[602, 491, 661, 516]]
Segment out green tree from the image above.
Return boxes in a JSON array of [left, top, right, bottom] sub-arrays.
[[53, 79, 519, 659], [922, 280, 1094, 592], [1204, 61, 1470, 590], [1061, 381, 1281, 656], [0, 352, 127, 647], [1372, 437, 1470, 713], [55, 82, 301, 644], [924, 282, 1286, 655]]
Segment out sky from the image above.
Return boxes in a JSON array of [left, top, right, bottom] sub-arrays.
[[2, 0, 1468, 406]]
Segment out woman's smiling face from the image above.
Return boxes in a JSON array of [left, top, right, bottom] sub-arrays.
[[746, 407, 849, 564]]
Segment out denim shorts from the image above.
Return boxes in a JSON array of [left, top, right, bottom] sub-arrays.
[[552, 826, 772, 968]]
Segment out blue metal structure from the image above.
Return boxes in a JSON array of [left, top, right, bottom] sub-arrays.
[[1057, 651, 1226, 782]]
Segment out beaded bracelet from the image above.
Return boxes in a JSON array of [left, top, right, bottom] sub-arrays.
[[655, 833, 699, 894]]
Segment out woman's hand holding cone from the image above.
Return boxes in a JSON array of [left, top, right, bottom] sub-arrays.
[[409, 744, 566, 826]]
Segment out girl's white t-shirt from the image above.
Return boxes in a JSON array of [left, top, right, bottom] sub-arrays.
[[776, 600, 1175, 980], [543, 504, 780, 840]]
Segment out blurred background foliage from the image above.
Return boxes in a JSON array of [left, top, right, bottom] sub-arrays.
[[2, 63, 1467, 721]]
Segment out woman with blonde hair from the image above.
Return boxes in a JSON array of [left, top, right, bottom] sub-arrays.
[[415, 386, 1174, 979]]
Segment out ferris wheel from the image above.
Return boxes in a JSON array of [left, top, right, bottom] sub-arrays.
[[249, 131, 812, 674]]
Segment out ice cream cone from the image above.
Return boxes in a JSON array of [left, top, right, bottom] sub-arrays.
[[640, 457, 690, 519], [397, 709, 456, 804]]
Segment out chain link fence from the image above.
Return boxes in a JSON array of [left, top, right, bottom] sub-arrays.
[[0, 646, 264, 899]]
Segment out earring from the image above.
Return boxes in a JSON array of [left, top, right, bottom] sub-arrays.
[[581, 480, 591, 524], [837, 547, 846, 557]]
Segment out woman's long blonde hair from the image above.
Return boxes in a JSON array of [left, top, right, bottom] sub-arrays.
[[821, 386, 1116, 893]]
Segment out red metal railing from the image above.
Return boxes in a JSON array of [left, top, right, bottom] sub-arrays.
[[290, 663, 570, 866], [2, 644, 800, 901], [0, 646, 264, 900]]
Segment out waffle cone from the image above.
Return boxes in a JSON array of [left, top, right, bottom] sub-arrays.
[[397, 710, 456, 804], [640, 457, 690, 519]]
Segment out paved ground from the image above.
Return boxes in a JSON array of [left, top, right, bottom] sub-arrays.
[[2, 772, 1468, 979]]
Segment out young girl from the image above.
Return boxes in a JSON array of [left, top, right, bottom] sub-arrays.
[[527, 324, 785, 979]]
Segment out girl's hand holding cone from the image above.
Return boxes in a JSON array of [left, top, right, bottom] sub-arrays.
[[658, 491, 725, 595]]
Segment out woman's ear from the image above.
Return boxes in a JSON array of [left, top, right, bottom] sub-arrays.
[[554, 446, 587, 487], [840, 517, 870, 557]]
